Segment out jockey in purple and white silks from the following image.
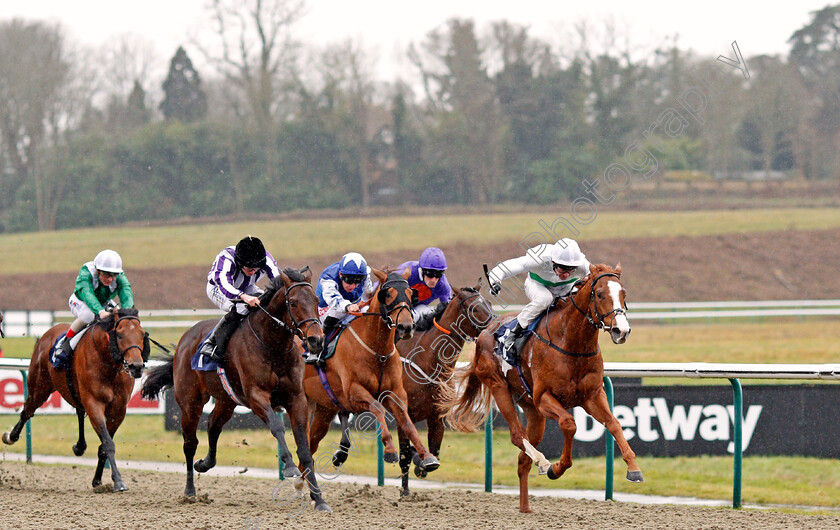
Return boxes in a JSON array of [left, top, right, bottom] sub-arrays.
[[309, 252, 376, 364], [488, 238, 590, 361], [396, 247, 452, 326], [199, 236, 281, 361]]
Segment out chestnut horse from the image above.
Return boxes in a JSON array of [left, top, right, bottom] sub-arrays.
[[3, 308, 148, 492], [443, 263, 641, 513], [330, 285, 495, 495], [141, 267, 331, 511], [302, 269, 440, 473]]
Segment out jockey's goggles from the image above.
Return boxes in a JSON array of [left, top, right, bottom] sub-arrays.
[[97, 270, 118, 278], [340, 274, 365, 285], [421, 268, 444, 279], [553, 264, 576, 274]]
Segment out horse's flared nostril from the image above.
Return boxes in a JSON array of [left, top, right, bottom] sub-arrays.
[[307, 336, 324, 355]]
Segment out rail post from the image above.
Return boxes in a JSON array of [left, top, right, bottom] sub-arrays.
[[484, 407, 494, 492], [603, 376, 614, 501], [730, 378, 743, 509]]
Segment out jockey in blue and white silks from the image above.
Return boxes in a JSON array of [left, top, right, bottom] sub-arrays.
[[488, 238, 590, 360], [396, 247, 451, 324], [316, 252, 376, 323]]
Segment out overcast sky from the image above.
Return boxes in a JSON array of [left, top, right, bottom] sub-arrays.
[[0, 1, 832, 81]]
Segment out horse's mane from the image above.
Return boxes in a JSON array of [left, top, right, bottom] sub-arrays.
[[283, 267, 307, 282], [259, 275, 287, 305], [97, 307, 139, 328]]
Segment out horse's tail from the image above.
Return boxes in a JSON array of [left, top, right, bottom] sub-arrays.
[[438, 355, 492, 433], [140, 355, 175, 400]]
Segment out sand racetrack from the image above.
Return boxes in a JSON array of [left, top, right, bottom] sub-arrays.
[[1, 460, 839, 529]]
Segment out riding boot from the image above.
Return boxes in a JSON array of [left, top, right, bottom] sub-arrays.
[[53, 333, 74, 369], [305, 316, 338, 365], [503, 322, 525, 363], [200, 311, 243, 364]]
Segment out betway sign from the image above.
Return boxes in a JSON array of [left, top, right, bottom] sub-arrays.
[[532, 385, 840, 459], [0, 369, 164, 415]]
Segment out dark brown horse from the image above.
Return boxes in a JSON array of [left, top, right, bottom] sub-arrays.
[[3, 308, 149, 492], [302, 269, 440, 473], [442, 263, 641, 513], [141, 267, 330, 510], [330, 285, 495, 495]]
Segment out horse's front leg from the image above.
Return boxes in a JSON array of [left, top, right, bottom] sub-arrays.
[[397, 427, 414, 496], [331, 411, 353, 467], [536, 392, 576, 481], [346, 382, 400, 463], [379, 388, 439, 472], [248, 392, 301, 479], [72, 408, 87, 456], [283, 391, 331, 512], [583, 387, 644, 483], [85, 402, 127, 492], [194, 397, 236, 473]]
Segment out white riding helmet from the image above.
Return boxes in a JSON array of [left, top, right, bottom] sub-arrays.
[[94, 249, 123, 274], [551, 238, 586, 268]]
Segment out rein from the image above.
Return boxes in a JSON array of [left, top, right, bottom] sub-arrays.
[[249, 281, 321, 347]]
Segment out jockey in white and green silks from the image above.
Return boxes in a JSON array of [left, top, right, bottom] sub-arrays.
[[488, 238, 590, 359], [54, 249, 134, 363]]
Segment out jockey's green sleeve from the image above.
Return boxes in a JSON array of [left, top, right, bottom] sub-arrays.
[[74, 266, 134, 312]]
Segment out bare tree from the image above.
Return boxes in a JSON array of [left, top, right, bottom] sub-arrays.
[[0, 19, 86, 230]]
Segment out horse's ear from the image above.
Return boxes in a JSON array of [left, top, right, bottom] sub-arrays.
[[279, 270, 291, 286], [614, 262, 622, 276], [451, 286, 461, 297], [401, 267, 411, 280], [589, 263, 597, 276], [371, 268, 387, 283], [300, 266, 312, 283]]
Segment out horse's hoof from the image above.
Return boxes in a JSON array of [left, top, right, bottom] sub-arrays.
[[626, 470, 644, 483], [92, 479, 102, 488], [546, 465, 560, 480], [400, 488, 411, 497], [2, 432, 15, 445], [331, 451, 348, 467], [383, 452, 399, 464], [113, 482, 128, 493], [194, 460, 209, 473], [282, 466, 302, 479], [314, 502, 332, 512], [414, 466, 428, 479], [73, 442, 87, 456], [420, 456, 439, 473]]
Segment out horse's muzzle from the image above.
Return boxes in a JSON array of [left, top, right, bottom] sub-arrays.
[[610, 326, 630, 344], [396, 323, 414, 340], [306, 335, 324, 356], [128, 363, 144, 379]]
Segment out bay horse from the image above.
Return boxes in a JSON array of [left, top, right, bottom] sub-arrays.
[[141, 267, 331, 511], [3, 308, 149, 492], [301, 268, 441, 474], [442, 263, 641, 513], [330, 285, 495, 495]]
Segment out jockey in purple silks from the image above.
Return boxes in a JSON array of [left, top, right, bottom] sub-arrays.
[[199, 236, 281, 362], [396, 247, 452, 329]]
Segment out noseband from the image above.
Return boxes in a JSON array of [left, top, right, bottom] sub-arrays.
[[377, 277, 414, 329], [571, 273, 628, 332]]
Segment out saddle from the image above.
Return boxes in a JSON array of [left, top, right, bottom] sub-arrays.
[[494, 296, 569, 365]]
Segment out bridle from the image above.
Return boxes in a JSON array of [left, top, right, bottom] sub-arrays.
[[252, 281, 321, 344], [447, 288, 494, 340], [570, 272, 628, 332], [353, 276, 414, 329], [106, 314, 150, 370]]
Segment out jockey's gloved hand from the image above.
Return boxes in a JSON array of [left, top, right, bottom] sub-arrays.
[[489, 282, 501, 296], [98, 309, 110, 320]]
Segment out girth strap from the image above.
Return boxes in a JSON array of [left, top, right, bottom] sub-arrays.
[[316, 365, 347, 413]]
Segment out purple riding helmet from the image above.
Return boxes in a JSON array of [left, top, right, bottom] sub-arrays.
[[419, 247, 447, 271]]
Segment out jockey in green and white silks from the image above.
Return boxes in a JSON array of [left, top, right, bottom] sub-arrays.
[[54, 250, 134, 365], [488, 238, 590, 359]]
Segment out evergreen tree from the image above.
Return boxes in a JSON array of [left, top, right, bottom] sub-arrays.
[[160, 46, 207, 122], [125, 80, 151, 128]]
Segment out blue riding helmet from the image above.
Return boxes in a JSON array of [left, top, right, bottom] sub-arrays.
[[419, 247, 447, 271], [339, 252, 368, 277]]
